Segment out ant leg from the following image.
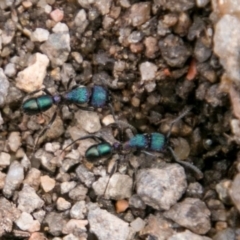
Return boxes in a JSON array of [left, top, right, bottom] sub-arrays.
[[61, 135, 107, 154], [30, 110, 58, 159], [168, 147, 203, 180], [166, 106, 193, 139]]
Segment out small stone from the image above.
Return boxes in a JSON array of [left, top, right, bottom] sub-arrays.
[[144, 36, 159, 59], [18, 184, 44, 213], [139, 61, 157, 82], [93, 173, 133, 200], [22, 0, 32, 8], [216, 179, 232, 205], [75, 165, 95, 188], [136, 165, 187, 210], [63, 234, 80, 240], [16, 53, 49, 92], [129, 2, 151, 27], [229, 173, 240, 212], [116, 199, 129, 213], [4, 63, 16, 77], [3, 161, 24, 198], [70, 201, 87, 219], [33, 210, 46, 223], [102, 114, 115, 126], [71, 52, 83, 64], [0, 172, 6, 189], [196, 0, 209, 8], [74, 9, 89, 34], [75, 110, 101, 133], [52, 22, 69, 33], [60, 181, 77, 194], [0, 152, 11, 168], [0, 69, 9, 106], [7, 131, 21, 152], [169, 230, 212, 240], [0, 198, 21, 237], [40, 175, 56, 192], [94, 0, 112, 15], [130, 217, 146, 232], [56, 197, 71, 211], [69, 184, 88, 201], [129, 194, 146, 209], [23, 168, 41, 191], [50, 9, 64, 22], [29, 232, 47, 240], [15, 212, 40, 232], [31, 28, 50, 42], [164, 198, 211, 235], [40, 33, 70, 67], [62, 219, 88, 235], [88, 208, 129, 240]]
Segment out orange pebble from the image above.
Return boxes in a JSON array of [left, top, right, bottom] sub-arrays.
[[115, 199, 129, 213]]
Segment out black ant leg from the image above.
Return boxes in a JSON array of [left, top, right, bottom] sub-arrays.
[[168, 147, 203, 179], [30, 110, 58, 159], [61, 135, 107, 154], [166, 106, 193, 139]]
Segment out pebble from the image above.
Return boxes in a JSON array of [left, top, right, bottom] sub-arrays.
[[40, 175, 56, 192], [169, 230, 212, 240], [88, 208, 129, 240], [159, 34, 191, 67], [62, 219, 88, 235], [44, 212, 67, 237], [214, 14, 240, 84], [33, 210, 46, 223], [212, 228, 236, 240], [136, 165, 187, 210], [70, 201, 87, 219], [69, 184, 88, 201], [94, 0, 112, 15], [196, 0, 209, 8], [92, 173, 133, 199], [15, 212, 40, 232], [144, 36, 159, 58], [229, 173, 240, 212], [75, 165, 95, 188], [60, 181, 77, 194], [0, 197, 21, 237], [0, 152, 11, 169], [0, 68, 9, 106], [102, 114, 115, 126], [0, 172, 6, 189], [29, 232, 47, 240], [40, 32, 70, 67], [17, 184, 44, 213], [31, 28, 50, 42], [62, 234, 80, 240], [56, 197, 71, 211], [139, 61, 158, 82], [75, 110, 101, 133], [216, 179, 232, 205], [129, 194, 146, 209], [7, 131, 21, 152], [50, 9, 64, 22], [71, 52, 83, 64], [116, 199, 129, 213], [3, 161, 24, 198], [157, 0, 195, 12], [164, 198, 211, 235], [52, 22, 69, 33], [16, 53, 49, 92], [129, 2, 151, 27], [4, 63, 16, 77], [74, 9, 89, 34]]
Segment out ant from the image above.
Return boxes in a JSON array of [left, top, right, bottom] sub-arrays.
[[61, 107, 203, 198]]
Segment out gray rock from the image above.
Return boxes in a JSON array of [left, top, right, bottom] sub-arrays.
[[88, 208, 129, 240], [15, 212, 40, 232], [69, 184, 88, 201], [3, 161, 24, 198], [212, 228, 236, 240], [94, 0, 112, 15], [70, 201, 87, 219], [52, 22, 69, 33], [136, 165, 187, 210], [18, 184, 44, 213], [0, 68, 9, 106], [31, 28, 50, 42], [229, 173, 240, 211], [139, 61, 157, 82], [93, 173, 133, 200], [154, 0, 195, 12], [74, 9, 89, 34], [129, 194, 146, 209], [7, 131, 21, 152], [164, 198, 211, 235], [33, 210, 46, 223], [62, 219, 88, 235], [76, 165, 95, 188], [169, 230, 212, 240], [44, 212, 67, 236], [159, 34, 191, 67], [4, 63, 16, 77], [0, 197, 21, 237], [75, 110, 101, 133], [56, 197, 71, 211], [60, 181, 77, 194], [40, 32, 71, 67]]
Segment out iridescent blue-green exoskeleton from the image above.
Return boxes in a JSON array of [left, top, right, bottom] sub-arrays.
[[22, 85, 112, 159], [62, 107, 203, 197]]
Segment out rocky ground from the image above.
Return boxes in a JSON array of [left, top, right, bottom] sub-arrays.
[[0, 0, 240, 239]]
